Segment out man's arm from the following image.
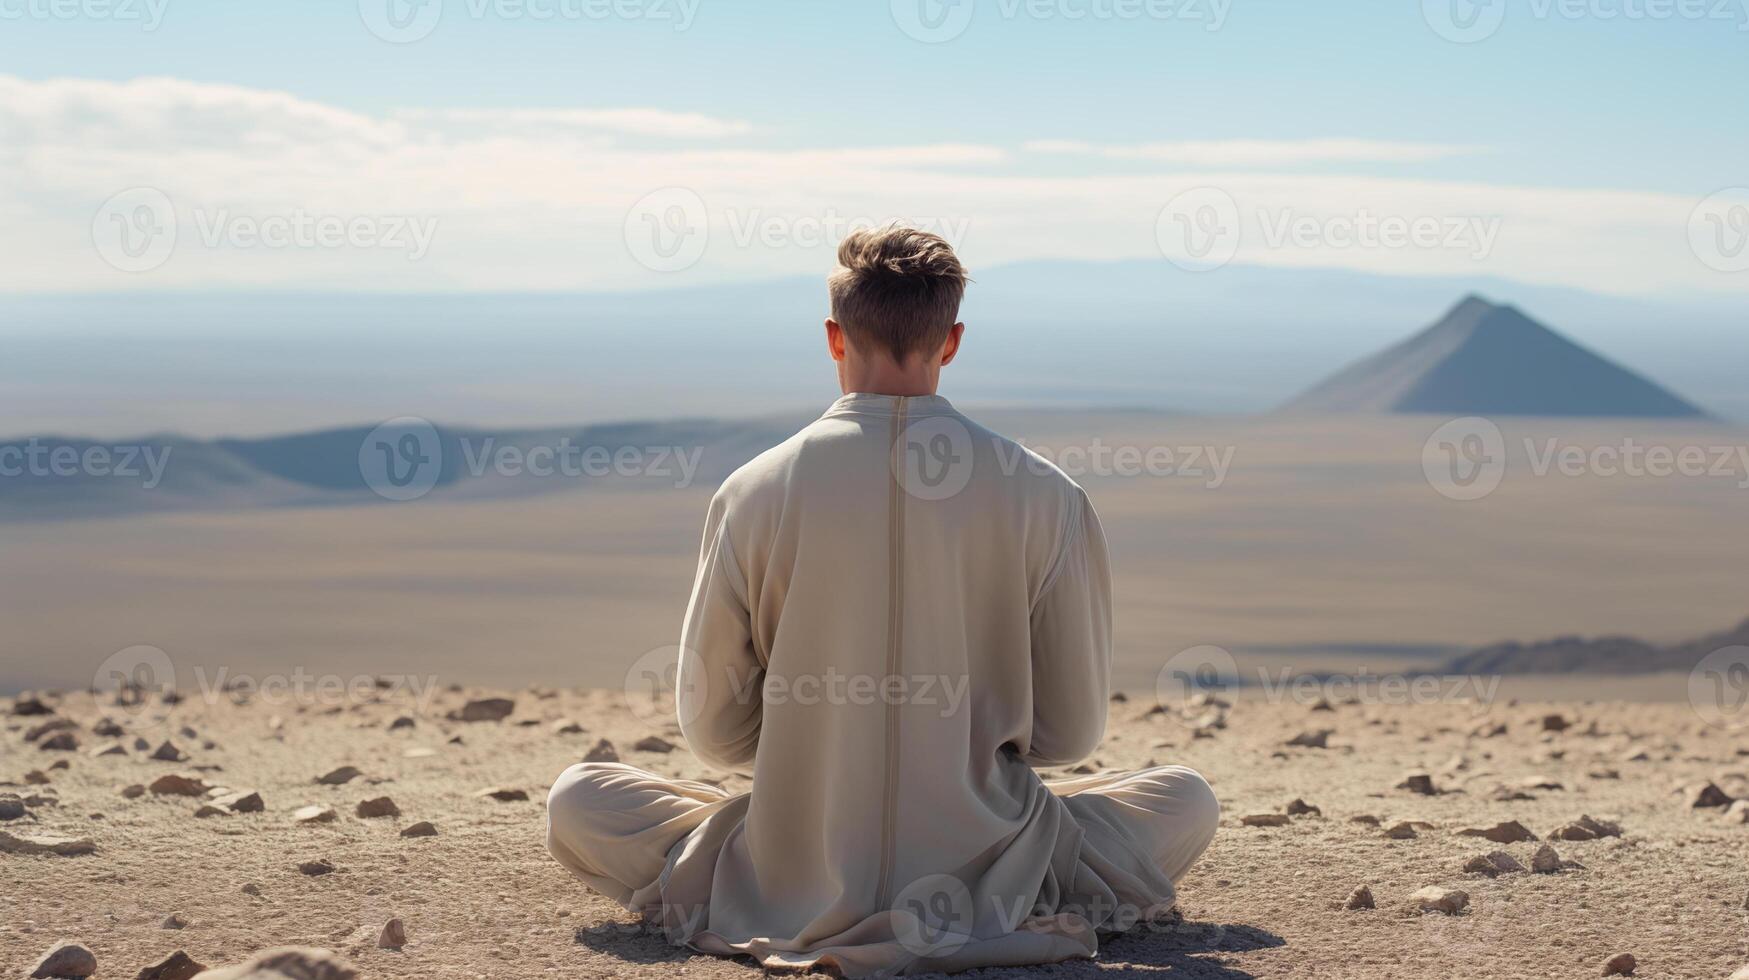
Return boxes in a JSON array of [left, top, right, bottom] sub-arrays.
[[676, 491, 763, 772], [1023, 488, 1113, 767]]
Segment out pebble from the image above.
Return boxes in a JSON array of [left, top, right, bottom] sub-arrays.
[[634, 735, 677, 753], [1349, 815, 1380, 826], [1531, 843, 1563, 873], [28, 941, 96, 978], [1241, 813, 1290, 827], [120, 784, 146, 799], [162, 912, 189, 929], [38, 732, 80, 752], [1285, 798, 1321, 817], [90, 743, 127, 757], [1285, 730, 1330, 749], [477, 787, 529, 802], [378, 917, 408, 950], [452, 697, 516, 722], [1541, 714, 1570, 731], [0, 793, 25, 820], [1688, 781, 1733, 808], [298, 858, 336, 876], [1384, 822, 1418, 840], [1457, 820, 1538, 844], [387, 716, 416, 730], [1462, 851, 1525, 876], [1550, 823, 1597, 841], [583, 739, 620, 763], [91, 717, 124, 738], [12, 695, 53, 716], [150, 741, 188, 762], [315, 766, 363, 786], [194, 804, 230, 818], [241, 883, 262, 896], [356, 796, 401, 819], [293, 805, 338, 824], [1602, 952, 1637, 976], [552, 719, 586, 735], [149, 774, 210, 797], [1406, 886, 1469, 916], [137, 951, 205, 980], [1344, 885, 1375, 910], [25, 770, 51, 785], [212, 790, 265, 814], [400, 821, 439, 838], [1398, 773, 1438, 795], [0, 830, 96, 856]]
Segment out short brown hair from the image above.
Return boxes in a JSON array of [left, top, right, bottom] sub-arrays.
[[828, 226, 969, 363]]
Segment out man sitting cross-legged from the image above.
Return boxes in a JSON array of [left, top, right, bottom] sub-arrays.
[[547, 226, 1219, 976]]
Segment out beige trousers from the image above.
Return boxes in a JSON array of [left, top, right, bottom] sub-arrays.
[[547, 762, 1219, 921]]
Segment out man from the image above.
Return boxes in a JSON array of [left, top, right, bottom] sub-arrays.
[[547, 227, 1218, 975]]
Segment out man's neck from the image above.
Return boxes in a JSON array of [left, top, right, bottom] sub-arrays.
[[838, 362, 939, 397]]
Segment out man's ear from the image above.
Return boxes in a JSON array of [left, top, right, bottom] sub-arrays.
[[938, 322, 966, 367], [825, 319, 848, 362]]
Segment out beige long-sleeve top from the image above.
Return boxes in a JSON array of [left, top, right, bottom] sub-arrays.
[[649, 393, 1168, 975]]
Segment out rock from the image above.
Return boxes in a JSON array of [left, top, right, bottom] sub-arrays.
[[387, 716, 416, 731], [241, 883, 262, 896], [90, 743, 128, 757], [39, 732, 79, 751], [1462, 851, 1525, 876], [1532, 843, 1563, 873], [0, 830, 97, 856], [25, 718, 77, 741], [355, 796, 400, 819], [1286, 730, 1331, 749], [1344, 885, 1375, 910], [29, 941, 97, 978], [1542, 714, 1570, 732], [315, 766, 362, 786], [149, 774, 210, 797], [1602, 952, 1636, 976], [400, 821, 438, 838], [583, 739, 619, 763], [476, 787, 529, 802], [0, 793, 25, 820], [194, 804, 230, 818], [377, 918, 407, 950], [133, 737, 152, 751], [634, 735, 677, 753], [121, 784, 146, 799], [1724, 800, 1749, 824], [1688, 781, 1734, 808], [1241, 813, 1290, 827], [1590, 768, 1622, 780], [1574, 814, 1623, 838], [1310, 697, 1335, 711], [298, 858, 336, 876], [91, 717, 124, 738], [551, 719, 585, 735], [213, 790, 265, 814], [451, 697, 515, 722], [162, 912, 189, 929], [1384, 822, 1418, 839], [150, 740, 188, 762], [1457, 820, 1538, 844], [1550, 822, 1598, 841], [293, 805, 338, 824], [12, 694, 53, 716], [1285, 798, 1321, 817], [185, 947, 357, 980], [137, 950, 205, 980], [1406, 886, 1469, 915], [1398, 773, 1438, 795], [1520, 776, 1564, 791], [25, 769, 52, 785]]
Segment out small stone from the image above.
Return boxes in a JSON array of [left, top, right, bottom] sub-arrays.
[[1520, 776, 1564, 791], [26, 718, 78, 741], [0, 830, 97, 856], [29, 941, 97, 978], [212, 790, 264, 814], [583, 739, 619, 763], [137, 950, 205, 980], [91, 717, 124, 738], [1531, 843, 1563, 873], [1462, 851, 1525, 876], [150, 740, 187, 762], [90, 743, 128, 758], [1344, 885, 1375, 910], [551, 719, 585, 735], [193, 804, 230, 818], [1398, 773, 1438, 796], [1602, 952, 1636, 976], [356, 796, 400, 819], [1384, 822, 1418, 840], [1550, 822, 1597, 842], [1542, 714, 1570, 732], [1574, 814, 1622, 838], [241, 883, 262, 896], [451, 697, 515, 722], [25, 769, 51, 785], [1689, 781, 1734, 808], [293, 805, 338, 824], [1241, 813, 1290, 827], [1406, 886, 1469, 915], [0, 794, 25, 820], [297, 858, 336, 876], [378, 917, 407, 950], [120, 784, 146, 799], [476, 787, 529, 802], [12, 694, 53, 716], [387, 716, 416, 731], [1285, 798, 1321, 817], [39, 732, 80, 751], [400, 821, 438, 838], [1286, 730, 1330, 749], [1456, 820, 1537, 844], [1349, 814, 1381, 826], [149, 774, 210, 797], [634, 735, 677, 753], [1309, 697, 1334, 711], [315, 766, 363, 786], [162, 912, 188, 929]]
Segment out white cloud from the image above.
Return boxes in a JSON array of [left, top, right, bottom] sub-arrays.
[[0, 74, 1738, 298], [1023, 138, 1485, 166]]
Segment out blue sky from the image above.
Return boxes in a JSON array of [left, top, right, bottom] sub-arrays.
[[1, 0, 1745, 293]]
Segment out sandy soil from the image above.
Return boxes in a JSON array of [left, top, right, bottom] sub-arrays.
[[4, 685, 1747, 980]]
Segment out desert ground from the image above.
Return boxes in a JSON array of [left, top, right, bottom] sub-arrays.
[[4, 684, 1748, 980]]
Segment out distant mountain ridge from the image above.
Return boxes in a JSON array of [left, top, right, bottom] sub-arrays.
[[1442, 615, 1749, 675], [1282, 295, 1709, 418]]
